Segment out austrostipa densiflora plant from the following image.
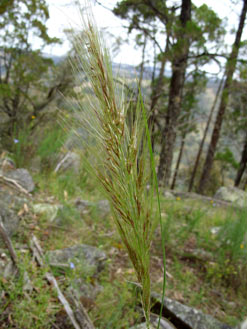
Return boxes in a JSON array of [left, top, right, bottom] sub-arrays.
[[65, 4, 166, 328]]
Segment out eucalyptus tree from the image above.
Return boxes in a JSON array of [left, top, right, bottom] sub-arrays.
[[113, 0, 176, 144], [197, 0, 247, 194], [114, 1, 225, 187], [236, 134, 247, 188], [0, 0, 15, 14], [171, 69, 207, 190], [157, 2, 224, 186], [188, 76, 225, 192], [226, 77, 247, 188], [0, 0, 70, 140]]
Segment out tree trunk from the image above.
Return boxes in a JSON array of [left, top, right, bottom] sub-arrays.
[[188, 76, 224, 192], [148, 39, 169, 149], [197, 0, 247, 194], [158, 0, 191, 186], [171, 132, 186, 190], [149, 38, 169, 113], [235, 133, 247, 187], [243, 175, 247, 190]]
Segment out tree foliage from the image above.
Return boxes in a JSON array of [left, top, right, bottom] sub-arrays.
[[0, 0, 71, 142]]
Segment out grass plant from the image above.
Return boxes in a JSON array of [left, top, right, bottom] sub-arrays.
[[12, 123, 33, 168], [0, 253, 58, 329], [64, 6, 164, 327], [36, 125, 67, 172]]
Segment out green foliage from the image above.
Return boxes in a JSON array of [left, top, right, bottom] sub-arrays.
[[90, 280, 139, 329], [205, 208, 247, 294], [0, 0, 67, 140], [0, 0, 57, 45], [12, 122, 33, 168], [218, 208, 247, 262], [36, 126, 67, 171], [0, 254, 58, 329], [215, 147, 239, 170], [193, 4, 225, 43], [182, 157, 222, 195], [37, 169, 88, 201], [0, 0, 14, 15]]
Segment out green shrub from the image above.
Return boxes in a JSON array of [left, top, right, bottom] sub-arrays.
[[37, 126, 67, 171], [0, 254, 59, 329], [12, 123, 33, 168], [214, 208, 247, 291]]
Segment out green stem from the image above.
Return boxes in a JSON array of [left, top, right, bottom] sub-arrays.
[[141, 93, 166, 329]]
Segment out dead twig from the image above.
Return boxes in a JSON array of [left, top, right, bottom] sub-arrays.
[[0, 216, 18, 267], [29, 235, 95, 329], [0, 173, 31, 196]]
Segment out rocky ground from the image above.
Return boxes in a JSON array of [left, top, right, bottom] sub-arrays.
[[0, 153, 246, 329]]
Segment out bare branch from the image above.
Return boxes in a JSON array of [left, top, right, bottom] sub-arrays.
[[0, 216, 18, 266]]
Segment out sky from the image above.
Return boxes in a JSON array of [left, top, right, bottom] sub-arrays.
[[45, 0, 244, 68]]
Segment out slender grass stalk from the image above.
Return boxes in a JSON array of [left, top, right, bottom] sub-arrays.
[[65, 4, 165, 327], [141, 95, 166, 329]]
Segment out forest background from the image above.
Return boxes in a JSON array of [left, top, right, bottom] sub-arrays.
[[0, 0, 247, 328], [1, 0, 247, 194]]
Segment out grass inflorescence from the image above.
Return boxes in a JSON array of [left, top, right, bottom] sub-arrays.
[[64, 7, 163, 327]]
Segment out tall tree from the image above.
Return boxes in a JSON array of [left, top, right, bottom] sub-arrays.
[[227, 78, 247, 187], [113, 0, 175, 147], [235, 135, 247, 187], [188, 76, 224, 192], [0, 0, 70, 139], [114, 1, 225, 187], [157, 0, 192, 185], [197, 0, 247, 194], [171, 69, 207, 190]]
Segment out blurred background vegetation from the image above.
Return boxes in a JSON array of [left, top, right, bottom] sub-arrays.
[[0, 0, 247, 328]]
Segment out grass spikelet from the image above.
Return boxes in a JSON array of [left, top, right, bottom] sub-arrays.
[[65, 3, 164, 327]]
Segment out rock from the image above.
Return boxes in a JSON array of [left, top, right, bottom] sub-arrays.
[[211, 226, 221, 235], [54, 151, 81, 174], [0, 189, 29, 211], [67, 277, 102, 311], [0, 250, 16, 278], [0, 113, 10, 125], [131, 318, 177, 329], [240, 319, 247, 329], [131, 324, 156, 329], [182, 248, 213, 261], [74, 198, 110, 217], [0, 200, 19, 246], [163, 190, 176, 200], [74, 199, 92, 215], [214, 187, 247, 207], [5, 168, 35, 192], [32, 203, 62, 222], [0, 252, 9, 274], [0, 187, 29, 247], [68, 278, 102, 299], [0, 155, 15, 171], [3, 260, 16, 278], [152, 294, 233, 329], [46, 244, 106, 275]]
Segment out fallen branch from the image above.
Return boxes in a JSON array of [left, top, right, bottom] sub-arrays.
[[0, 217, 33, 293], [29, 235, 95, 329], [68, 289, 96, 329], [0, 173, 31, 196], [0, 216, 18, 267]]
